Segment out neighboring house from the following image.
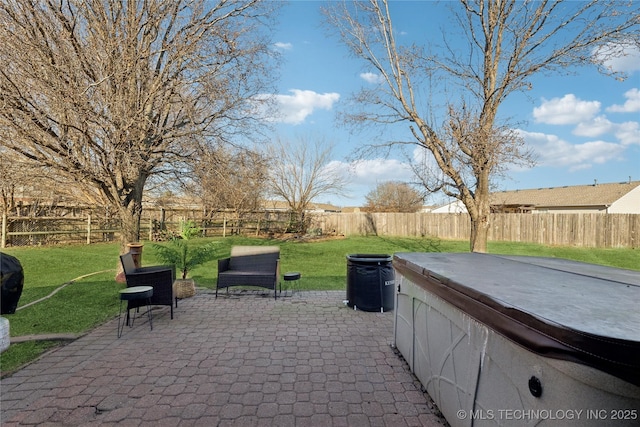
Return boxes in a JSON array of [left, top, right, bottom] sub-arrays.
[[261, 200, 342, 213], [432, 181, 640, 214], [340, 206, 362, 213], [343, 206, 436, 213], [305, 202, 342, 213], [430, 200, 467, 214], [419, 205, 437, 213]]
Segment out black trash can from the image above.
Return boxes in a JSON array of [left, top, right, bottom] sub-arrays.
[[346, 254, 395, 312], [1, 252, 24, 315]]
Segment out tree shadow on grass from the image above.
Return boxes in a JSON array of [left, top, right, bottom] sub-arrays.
[[369, 236, 443, 253]]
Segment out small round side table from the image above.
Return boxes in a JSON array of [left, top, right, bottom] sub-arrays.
[[118, 286, 153, 338], [283, 272, 301, 294]]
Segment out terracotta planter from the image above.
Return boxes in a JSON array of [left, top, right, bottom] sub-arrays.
[[126, 243, 144, 267], [116, 243, 144, 283]]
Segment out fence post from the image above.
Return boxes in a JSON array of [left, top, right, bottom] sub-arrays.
[[1, 212, 6, 248], [223, 217, 227, 237], [149, 217, 153, 241], [86, 214, 91, 244]]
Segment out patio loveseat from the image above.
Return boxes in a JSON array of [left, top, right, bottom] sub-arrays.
[[216, 246, 280, 299]]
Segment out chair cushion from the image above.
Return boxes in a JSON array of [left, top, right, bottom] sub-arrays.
[[120, 253, 137, 274], [229, 246, 280, 257], [229, 253, 278, 271], [228, 246, 280, 271]]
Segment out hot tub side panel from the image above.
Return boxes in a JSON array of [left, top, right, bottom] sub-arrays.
[[395, 274, 484, 427], [393, 265, 640, 427]]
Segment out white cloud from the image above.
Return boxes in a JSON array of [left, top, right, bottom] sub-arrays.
[[592, 41, 640, 74], [320, 158, 415, 206], [263, 89, 340, 125], [576, 141, 626, 165], [533, 94, 600, 125], [518, 130, 625, 171], [572, 116, 640, 146], [614, 121, 640, 146], [360, 72, 384, 84], [325, 158, 413, 184], [274, 42, 293, 50], [573, 116, 613, 138], [350, 158, 413, 183], [607, 88, 640, 113]]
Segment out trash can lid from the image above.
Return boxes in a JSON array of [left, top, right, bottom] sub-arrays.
[[347, 254, 392, 262]]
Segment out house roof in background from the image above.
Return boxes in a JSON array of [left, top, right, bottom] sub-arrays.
[[262, 200, 342, 212], [490, 181, 640, 208]]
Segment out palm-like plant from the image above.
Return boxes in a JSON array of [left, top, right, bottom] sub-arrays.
[[152, 221, 218, 280]]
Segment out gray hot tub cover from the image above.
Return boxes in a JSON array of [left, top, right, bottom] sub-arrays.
[[392, 253, 640, 387]]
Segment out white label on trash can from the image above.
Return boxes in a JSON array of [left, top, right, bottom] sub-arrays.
[[384, 280, 395, 286]]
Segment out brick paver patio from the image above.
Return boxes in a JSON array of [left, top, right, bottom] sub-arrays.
[[1, 290, 448, 426]]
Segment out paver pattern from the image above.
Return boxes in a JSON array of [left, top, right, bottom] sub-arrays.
[[1, 290, 448, 426]]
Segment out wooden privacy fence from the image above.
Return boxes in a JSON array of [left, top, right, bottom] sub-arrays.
[[489, 213, 639, 248], [1, 214, 121, 247], [310, 212, 640, 248], [1, 210, 298, 248], [2, 211, 639, 248]]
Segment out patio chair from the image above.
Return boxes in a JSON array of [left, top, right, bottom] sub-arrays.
[[120, 253, 176, 319]]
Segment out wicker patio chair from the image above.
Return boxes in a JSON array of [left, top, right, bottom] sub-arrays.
[[120, 253, 177, 319]]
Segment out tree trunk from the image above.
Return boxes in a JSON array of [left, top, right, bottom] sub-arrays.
[[112, 172, 147, 251], [120, 201, 143, 249], [114, 194, 144, 282], [469, 170, 491, 253], [116, 187, 144, 283], [469, 213, 489, 253]]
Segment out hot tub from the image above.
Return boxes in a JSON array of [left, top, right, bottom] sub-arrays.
[[393, 253, 640, 427]]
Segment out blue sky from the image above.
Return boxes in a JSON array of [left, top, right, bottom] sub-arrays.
[[262, 1, 640, 207]]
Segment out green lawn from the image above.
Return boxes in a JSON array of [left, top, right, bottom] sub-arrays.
[[1, 236, 638, 375]]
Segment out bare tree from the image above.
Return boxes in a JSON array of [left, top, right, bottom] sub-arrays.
[[325, 0, 638, 252], [0, 148, 33, 216], [191, 144, 268, 221], [0, 147, 107, 216], [267, 136, 347, 233], [364, 181, 424, 213], [0, 0, 278, 249]]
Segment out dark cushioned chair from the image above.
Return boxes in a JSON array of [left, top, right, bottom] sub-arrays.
[[120, 253, 176, 319]]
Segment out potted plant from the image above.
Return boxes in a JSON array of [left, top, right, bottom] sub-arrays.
[[152, 220, 218, 299]]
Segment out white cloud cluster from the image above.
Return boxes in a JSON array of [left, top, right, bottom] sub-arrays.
[[572, 116, 614, 138], [592, 41, 640, 74], [533, 94, 600, 125], [614, 121, 640, 146], [360, 72, 384, 84], [572, 117, 640, 146], [517, 130, 625, 172], [320, 158, 415, 206], [522, 88, 640, 171], [607, 88, 640, 113], [533, 92, 640, 144], [274, 41, 293, 51], [350, 158, 413, 182], [324, 158, 413, 185], [261, 89, 340, 125]]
